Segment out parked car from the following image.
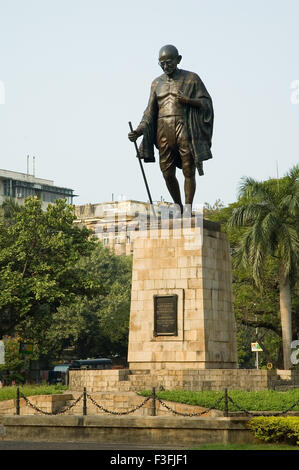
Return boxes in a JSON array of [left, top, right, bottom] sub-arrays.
[[49, 358, 112, 385]]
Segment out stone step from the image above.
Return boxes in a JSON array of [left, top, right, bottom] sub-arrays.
[[68, 368, 299, 393]]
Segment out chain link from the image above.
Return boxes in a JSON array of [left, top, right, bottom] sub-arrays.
[[278, 397, 299, 415], [19, 392, 83, 415], [156, 395, 224, 417], [16, 388, 299, 417], [86, 393, 151, 415], [227, 395, 299, 417]]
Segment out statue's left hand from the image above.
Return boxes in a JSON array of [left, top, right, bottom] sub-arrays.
[[176, 90, 190, 105]]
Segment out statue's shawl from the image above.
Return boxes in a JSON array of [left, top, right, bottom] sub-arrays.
[[138, 69, 214, 176]]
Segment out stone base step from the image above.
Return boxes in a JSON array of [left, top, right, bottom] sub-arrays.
[[68, 368, 299, 393]]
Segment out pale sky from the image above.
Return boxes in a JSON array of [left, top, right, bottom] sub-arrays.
[[0, 0, 298, 207]]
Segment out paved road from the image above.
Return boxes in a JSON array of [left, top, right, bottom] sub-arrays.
[[0, 440, 189, 451]]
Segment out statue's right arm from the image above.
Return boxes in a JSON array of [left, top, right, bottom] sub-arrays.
[[128, 80, 158, 141]]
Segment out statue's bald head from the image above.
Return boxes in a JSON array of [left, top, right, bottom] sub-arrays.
[[158, 45, 182, 76], [159, 44, 180, 60]]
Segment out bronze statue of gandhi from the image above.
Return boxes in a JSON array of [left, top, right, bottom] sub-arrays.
[[128, 45, 214, 214]]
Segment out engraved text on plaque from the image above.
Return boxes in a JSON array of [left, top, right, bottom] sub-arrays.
[[154, 295, 178, 336]]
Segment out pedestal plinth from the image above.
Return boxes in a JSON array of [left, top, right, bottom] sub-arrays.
[[127, 218, 238, 371]]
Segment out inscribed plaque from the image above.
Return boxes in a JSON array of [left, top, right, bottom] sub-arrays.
[[154, 295, 178, 336]]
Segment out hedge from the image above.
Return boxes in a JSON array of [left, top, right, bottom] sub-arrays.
[[248, 416, 299, 446]]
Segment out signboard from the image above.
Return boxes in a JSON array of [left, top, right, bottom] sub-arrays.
[[0, 341, 5, 365], [19, 343, 34, 355], [251, 342, 263, 352], [154, 295, 178, 336]]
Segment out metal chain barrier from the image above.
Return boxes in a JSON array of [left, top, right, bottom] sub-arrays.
[[277, 397, 299, 415], [86, 392, 152, 415], [155, 394, 225, 417], [227, 394, 299, 417], [15, 387, 299, 417], [18, 391, 84, 415]]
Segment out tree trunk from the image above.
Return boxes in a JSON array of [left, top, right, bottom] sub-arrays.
[[279, 268, 292, 370], [276, 343, 284, 369]]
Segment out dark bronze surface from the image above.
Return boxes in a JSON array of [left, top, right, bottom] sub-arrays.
[[128, 45, 214, 213], [154, 294, 178, 336]]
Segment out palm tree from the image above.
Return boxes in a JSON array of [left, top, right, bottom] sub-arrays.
[[229, 165, 299, 369]]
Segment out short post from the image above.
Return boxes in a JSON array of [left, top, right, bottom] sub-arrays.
[[83, 387, 87, 416], [224, 388, 229, 417], [16, 387, 20, 415], [151, 387, 156, 416]]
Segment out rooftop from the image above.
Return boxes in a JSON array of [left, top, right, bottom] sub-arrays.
[[0, 168, 54, 186]]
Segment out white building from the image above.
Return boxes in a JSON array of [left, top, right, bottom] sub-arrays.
[[0, 168, 76, 209], [75, 200, 175, 255]]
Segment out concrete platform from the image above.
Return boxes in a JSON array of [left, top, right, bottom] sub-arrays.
[[0, 415, 255, 446]]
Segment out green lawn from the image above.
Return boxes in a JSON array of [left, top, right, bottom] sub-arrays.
[[138, 388, 299, 412], [0, 384, 68, 401]]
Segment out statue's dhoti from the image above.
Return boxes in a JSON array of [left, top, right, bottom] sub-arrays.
[[157, 116, 195, 177]]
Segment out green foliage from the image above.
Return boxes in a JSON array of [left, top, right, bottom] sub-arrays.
[[138, 389, 299, 412], [0, 384, 67, 401], [248, 416, 299, 445], [0, 196, 132, 363], [196, 443, 299, 450], [232, 258, 282, 368], [0, 337, 24, 372], [43, 243, 132, 359], [204, 167, 299, 368], [229, 166, 299, 287], [205, 201, 283, 367], [0, 336, 50, 384], [228, 166, 299, 368], [0, 195, 96, 338]]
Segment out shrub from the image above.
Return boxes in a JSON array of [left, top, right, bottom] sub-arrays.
[[1, 371, 25, 386], [248, 417, 299, 446]]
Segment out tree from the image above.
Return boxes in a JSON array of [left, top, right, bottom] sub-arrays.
[[228, 165, 299, 369], [204, 200, 284, 368], [232, 258, 284, 368], [0, 196, 96, 338], [0, 337, 27, 385], [42, 243, 132, 361]]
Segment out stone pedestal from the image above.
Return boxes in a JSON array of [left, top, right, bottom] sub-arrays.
[[127, 218, 238, 370]]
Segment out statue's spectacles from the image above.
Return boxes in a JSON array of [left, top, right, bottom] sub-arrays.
[[158, 59, 176, 67]]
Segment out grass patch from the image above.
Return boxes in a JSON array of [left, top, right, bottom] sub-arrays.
[[138, 389, 299, 412], [0, 384, 68, 402], [191, 443, 299, 450]]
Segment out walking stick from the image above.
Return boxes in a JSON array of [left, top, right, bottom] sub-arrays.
[[128, 121, 156, 218]]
